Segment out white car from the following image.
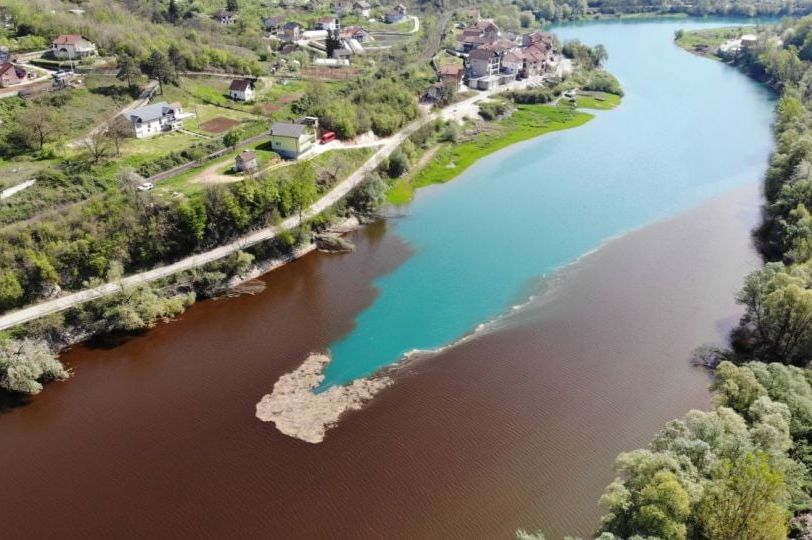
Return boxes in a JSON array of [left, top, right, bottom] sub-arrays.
[[136, 182, 154, 192]]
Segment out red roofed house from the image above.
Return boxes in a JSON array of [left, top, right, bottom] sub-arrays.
[[0, 62, 26, 87], [439, 64, 464, 92], [51, 34, 97, 59]]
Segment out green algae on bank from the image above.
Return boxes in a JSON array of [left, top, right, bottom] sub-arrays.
[[387, 104, 597, 205]]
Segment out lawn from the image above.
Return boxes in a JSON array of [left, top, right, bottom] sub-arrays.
[[675, 27, 749, 60], [114, 131, 205, 171], [574, 92, 621, 110], [388, 105, 594, 204], [155, 145, 372, 198]]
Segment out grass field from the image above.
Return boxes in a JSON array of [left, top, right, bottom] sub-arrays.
[[574, 92, 622, 110], [388, 104, 595, 205], [675, 27, 748, 60]]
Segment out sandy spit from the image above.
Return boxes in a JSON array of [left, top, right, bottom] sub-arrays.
[[255, 353, 392, 443]]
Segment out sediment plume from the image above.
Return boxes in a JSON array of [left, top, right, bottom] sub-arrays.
[[255, 353, 391, 443]]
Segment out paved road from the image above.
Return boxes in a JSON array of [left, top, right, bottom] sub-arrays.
[[0, 82, 534, 331]]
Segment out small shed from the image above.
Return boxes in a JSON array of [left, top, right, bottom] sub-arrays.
[[235, 151, 259, 172]]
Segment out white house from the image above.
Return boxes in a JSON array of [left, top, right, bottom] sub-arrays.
[[126, 102, 190, 138], [352, 0, 370, 16], [51, 35, 97, 59], [229, 79, 255, 101]]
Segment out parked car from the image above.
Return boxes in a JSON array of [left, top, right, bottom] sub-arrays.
[[136, 182, 154, 191], [320, 131, 336, 144]]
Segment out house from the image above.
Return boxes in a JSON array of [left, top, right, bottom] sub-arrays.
[[741, 34, 758, 48], [385, 6, 407, 23], [317, 16, 339, 31], [521, 45, 547, 77], [213, 10, 238, 24], [280, 22, 303, 42], [459, 20, 500, 51], [235, 151, 259, 173], [438, 64, 464, 91], [229, 79, 255, 101], [501, 50, 524, 75], [468, 47, 500, 78], [352, 0, 371, 16], [126, 102, 189, 138], [340, 25, 372, 42], [50, 35, 97, 59], [0, 63, 25, 87], [269, 122, 316, 159], [262, 15, 285, 34]]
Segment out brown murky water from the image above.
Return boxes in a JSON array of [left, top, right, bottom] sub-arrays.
[[0, 183, 761, 539]]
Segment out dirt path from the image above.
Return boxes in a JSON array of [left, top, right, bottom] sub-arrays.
[[0, 80, 539, 331]]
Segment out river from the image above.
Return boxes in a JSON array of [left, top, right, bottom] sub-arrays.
[[0, 19, 773, 538]]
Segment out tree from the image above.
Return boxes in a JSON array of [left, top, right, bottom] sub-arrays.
[[106, 115, 132, 156], [592, 44, 609, 67], [167, 0, 179, 24], [0, 339, 68, 395], [0, 271, 24, 310], [81, 129, 112, 163], [223, 129, 241, 150], [142, 50, 173, 94], [388, 150, 410, 178], [226, 0, 239, 11], [20, 104, 62, 151], [167, 44, 186, 76], [737, 263, 812, 365], [116, 53, 139, 89], [697, 453, 790, 540], [288, 161, 317, 221]]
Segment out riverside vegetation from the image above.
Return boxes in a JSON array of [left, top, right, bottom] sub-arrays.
[[0, 0, 621, 406], [512, 17, 812, 539]]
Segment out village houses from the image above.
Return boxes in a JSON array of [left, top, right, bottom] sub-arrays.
[[281, 21, 304, 42], [340, 25, 373, 43], [0, 62, 26, 87], [262, 15, 285, 35], [126, 102, 190, 138], [385, 4, 408, 23], [269, 122, 316, 159], [213, 10, 238, 24], [50, 35, 97, 59], [317, 16, 340, 31], [352, 1, 371, 17], [459, 22, 557, 89], [229, 79, 255, 101]]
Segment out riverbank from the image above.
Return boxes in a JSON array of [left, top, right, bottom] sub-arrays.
[[388, 102, 605, 205], [0, 179, 763, 538]]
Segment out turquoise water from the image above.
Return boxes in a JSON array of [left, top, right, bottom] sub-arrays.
[[320, 19, 776, 388]]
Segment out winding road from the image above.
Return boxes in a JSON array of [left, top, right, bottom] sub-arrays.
[[0, 79, 539, 331]]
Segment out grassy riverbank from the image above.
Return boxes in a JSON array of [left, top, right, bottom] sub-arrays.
[[387, 105, 596, 205]]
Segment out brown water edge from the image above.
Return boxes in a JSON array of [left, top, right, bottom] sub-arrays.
[[0, 183, 761, 539]]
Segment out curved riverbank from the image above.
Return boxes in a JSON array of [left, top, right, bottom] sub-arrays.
[[0, 179, 762, 538]]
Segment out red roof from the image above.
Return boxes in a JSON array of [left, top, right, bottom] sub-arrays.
[[53, 34, 89, 45], [439, 64, 463, 76]]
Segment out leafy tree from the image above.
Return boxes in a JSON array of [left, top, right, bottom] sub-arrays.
[[0, 339, 68, 395], [116, 53, 139, 89], [697, 453, 790, 539], [167, 0, 179, 24], [0, 271, 24, 310], [223, 129, 241, 150], [736, 263, 812, 365], [226, 0, 239, 11], [142, 50, 173, 94], [287, 161, 317, 221], [388, 150, 410, 178]]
